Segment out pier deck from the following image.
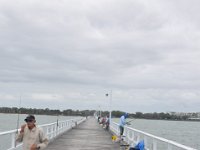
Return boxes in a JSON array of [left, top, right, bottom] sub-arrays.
[[46, 117, 120, 150]]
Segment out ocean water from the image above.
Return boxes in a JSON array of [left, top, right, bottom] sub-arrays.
[[0, 113, 79, 150], [114, 118, 200, 149], [1, 114, 200, 149], [0, 113, 76, 132]]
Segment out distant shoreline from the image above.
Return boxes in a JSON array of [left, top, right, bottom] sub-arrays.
[[130, 118, 200, 122]]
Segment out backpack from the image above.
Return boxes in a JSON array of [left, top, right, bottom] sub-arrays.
[[129, 140, 145, 150]]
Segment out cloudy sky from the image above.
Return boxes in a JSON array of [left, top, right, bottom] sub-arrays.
[[0, 0, 200, 113]]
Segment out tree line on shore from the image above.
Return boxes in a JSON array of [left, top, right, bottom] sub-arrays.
[[101, 111, 190, 120], [0, 107, 95, 116], [0, 107, 195, 121]]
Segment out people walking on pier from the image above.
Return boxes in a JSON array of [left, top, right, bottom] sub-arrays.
[[16, 115, 48, 150], [102, 115, 109, 130], [119, 113, 128, 137]]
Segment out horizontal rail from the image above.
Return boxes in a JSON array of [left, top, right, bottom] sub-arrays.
[[0, 117, 86, 150], [110, 121, 197, 150]]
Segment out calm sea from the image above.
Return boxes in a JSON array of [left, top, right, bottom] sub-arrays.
[[0, 113, 200, 149], [0, 113, 77, 150], [0, 113, 76, 132], [114, 118, 200, 149]]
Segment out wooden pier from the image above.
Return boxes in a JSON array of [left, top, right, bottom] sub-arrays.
[[46, 117, 120, 150]]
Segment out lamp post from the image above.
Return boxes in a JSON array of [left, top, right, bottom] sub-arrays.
[[106, 90, 112, 125], [98, 105, 101, 117]]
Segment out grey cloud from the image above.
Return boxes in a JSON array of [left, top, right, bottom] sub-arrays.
[[0, 0, 200, 112]]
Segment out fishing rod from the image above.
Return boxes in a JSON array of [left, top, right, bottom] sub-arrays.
[[127, 118, 135, 123], [52, 94, 59, 131], [15, 95, 22, 147], [56, 114, 59, 128], [52, 94, 59, 129], [126, 118, 135, 125]]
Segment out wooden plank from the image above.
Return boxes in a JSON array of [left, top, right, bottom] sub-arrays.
[[46, 117, 120, 150]]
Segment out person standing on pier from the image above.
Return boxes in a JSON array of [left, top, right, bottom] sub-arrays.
[[105, 115, 110, 130], [119, 113, 128, 137], [16, 115, 48, 150]]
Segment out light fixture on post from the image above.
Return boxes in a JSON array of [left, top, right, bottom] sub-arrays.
[[105, 91, 112, 125]]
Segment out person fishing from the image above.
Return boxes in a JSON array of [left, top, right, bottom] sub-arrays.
[[16, 115, 48, 150], [119, 113, 128, 138]]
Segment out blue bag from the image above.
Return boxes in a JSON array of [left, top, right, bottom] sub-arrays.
[[129, 140, 145, 150]]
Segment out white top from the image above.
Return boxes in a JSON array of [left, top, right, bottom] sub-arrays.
[[16, 125, 48, 150]]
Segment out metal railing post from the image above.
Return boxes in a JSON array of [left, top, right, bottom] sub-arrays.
[[11, 132, 15, 148], [153, 138, 157, 150]]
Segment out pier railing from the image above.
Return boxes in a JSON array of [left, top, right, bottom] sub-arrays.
[[110, 121, 197, 150], [0, 117, 86, 150]]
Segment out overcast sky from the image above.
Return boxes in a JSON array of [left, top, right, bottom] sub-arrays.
[[0, 0, 200, 113]]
